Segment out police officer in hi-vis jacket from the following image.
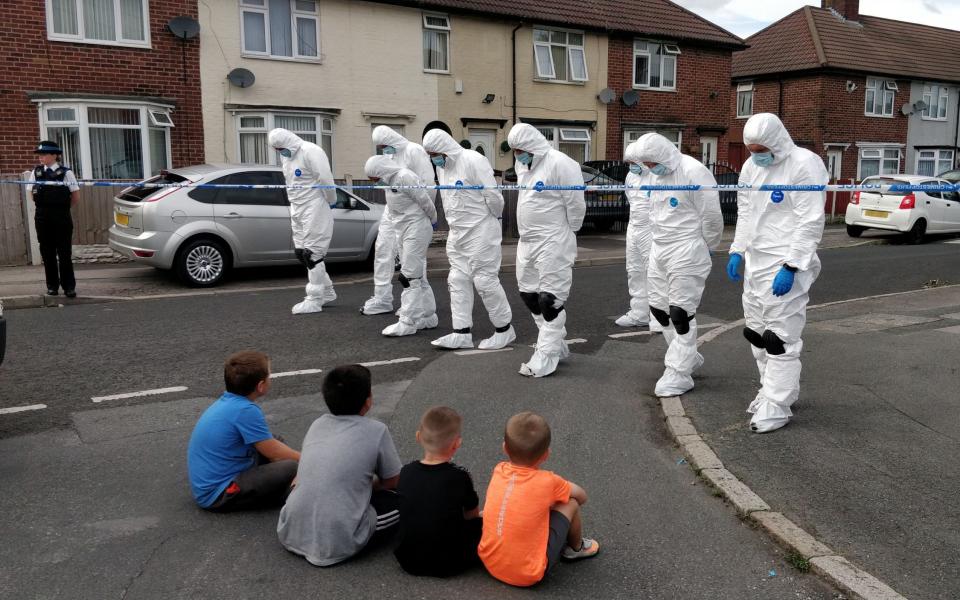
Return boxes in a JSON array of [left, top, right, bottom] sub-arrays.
[[29, 140, 80, 297]]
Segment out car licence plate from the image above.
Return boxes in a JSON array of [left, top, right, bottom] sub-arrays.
[[115, 211, 129, 226], [864, 210, 888, 218]]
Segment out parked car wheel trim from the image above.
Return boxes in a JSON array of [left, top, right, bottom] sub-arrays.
[[176, 238, 229, 287]]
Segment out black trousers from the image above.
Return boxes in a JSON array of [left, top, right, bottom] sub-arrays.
[[35, 209, 75, 292]]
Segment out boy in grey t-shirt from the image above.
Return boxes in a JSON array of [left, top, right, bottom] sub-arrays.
[[278, 365, 402, 566]]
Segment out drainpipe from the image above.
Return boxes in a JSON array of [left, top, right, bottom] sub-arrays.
[[955, 86, 960, 168], [512, 22, 523, 125], [778, 78, 784, 118]]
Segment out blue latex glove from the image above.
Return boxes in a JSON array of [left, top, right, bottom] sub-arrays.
[[772, 266, 795, 297], [726, 253, 743, 282], [431, 221, 438, 231]]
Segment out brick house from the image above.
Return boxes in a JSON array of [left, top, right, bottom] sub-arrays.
[[0, 0, 203, 178], [729, 0, 960, 183], [604, 2, 745, 167]]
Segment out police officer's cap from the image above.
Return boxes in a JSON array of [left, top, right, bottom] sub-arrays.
[[34, 140, 63, 155]]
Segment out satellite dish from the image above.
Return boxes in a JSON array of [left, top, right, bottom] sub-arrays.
[[597, 88, 616, 104], [900, 103, 912, 116], [622, 90, 639, 107], [913, 100, 929, 111], [228, 68, 256, 88], [167, 16, 200, 40]]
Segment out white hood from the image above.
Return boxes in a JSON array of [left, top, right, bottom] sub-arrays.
[[743, 113, 796, 166], [422, 129, 463, 160], [371, 126, 410, 151], [364, 155, 405, 183], [507, 123, 553, 158], [267, 128, 303, 154], [633, 133, 682, 173]]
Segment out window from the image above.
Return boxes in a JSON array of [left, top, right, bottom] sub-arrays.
[[858, 147, 900, 179], [633, 40, 680, 90], [47, 0, 150, 47], [371, 123, 405, 155], [533, 28, 588, 83], [916, 149, 954, 176], [423, 13, 449, 72], [865, 77, 897, 117], [533, 125, 591, 162], [241, 0, 319, 60], [236, 111, 334, 166], [737, 82, 754, 118], [222, 172, 288, 206], [623, 128, 681, 154], [921, 84, 950, 120], [37, 102, 172, 180]]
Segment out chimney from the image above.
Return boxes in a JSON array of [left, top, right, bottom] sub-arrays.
[[822, 0, 859, 21]]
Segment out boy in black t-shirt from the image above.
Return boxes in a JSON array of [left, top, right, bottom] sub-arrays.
[[395, 406, 482, 577]]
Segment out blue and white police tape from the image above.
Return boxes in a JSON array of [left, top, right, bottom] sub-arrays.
[[5, 179, 959, 193]]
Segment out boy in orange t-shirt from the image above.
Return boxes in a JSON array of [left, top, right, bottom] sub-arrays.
[[478, 412, 599, 586]]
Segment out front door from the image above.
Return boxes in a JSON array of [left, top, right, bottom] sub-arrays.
[[469, 129, 496, 167], [700, 136, 718, 166], [827, 150, 843, 181]]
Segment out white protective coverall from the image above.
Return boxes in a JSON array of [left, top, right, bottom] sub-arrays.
[[268, 128, 336, 314], [633, 133, 723, 396], [731, 113, 827, 433], [617, 142, 661, 331], [363, 155, 438, 336], [507, 124, 586, 378], [362, 126, 436, 315], [422, 129, 514, 350]]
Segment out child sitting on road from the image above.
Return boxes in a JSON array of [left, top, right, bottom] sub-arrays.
[[187, 350, 300, 512], [478, 411, 599, 587], [394, 406, 482, 577], [277, 364, 403, 566]]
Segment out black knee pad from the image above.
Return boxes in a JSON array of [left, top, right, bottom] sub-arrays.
[[294, 248, 306, 268], [650, 306, 670, 327], [669, 305, 694, 335], [398, 272, 411, 288], [520, 291, 541, 315], [762, 330, 786, 355], [743, 327, 765, 349], [302, 249, 323, 269], [538, 292, 564, 322]]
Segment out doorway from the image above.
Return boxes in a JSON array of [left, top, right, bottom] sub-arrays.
[[469, 129, 496, 167]]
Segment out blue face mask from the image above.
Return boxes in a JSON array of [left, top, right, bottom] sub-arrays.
[[650, 164, 668, 176], [516, 151, 533, 166], [278, 148, 292, 158], [382, 146, 397, 156], [431, 155, 446, 168], [752, 152, 775, 167], [628, 163, 644, 175]]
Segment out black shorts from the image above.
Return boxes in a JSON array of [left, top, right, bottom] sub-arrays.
[[545, 510, 571, 571]]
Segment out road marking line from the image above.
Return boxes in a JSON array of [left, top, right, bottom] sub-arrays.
[[610, 322, 721, 340], [91, 386, 188, 403], [0, 404, 47, 415], [272, 368, 324, 378], [527, 338, 588, 348], [455, 347, 514, 356], [359, 357, 421, 367]]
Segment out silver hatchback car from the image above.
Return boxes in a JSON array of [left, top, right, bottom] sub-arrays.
[[108, 164, 382, 286]]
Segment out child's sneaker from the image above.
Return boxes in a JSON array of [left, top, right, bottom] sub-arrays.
[[561, 537, 600, 561]]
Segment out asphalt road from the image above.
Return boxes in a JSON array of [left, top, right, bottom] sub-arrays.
[[2, 241, 959, 437]]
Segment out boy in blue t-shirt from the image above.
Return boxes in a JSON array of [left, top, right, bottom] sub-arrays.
[[187, 350, 300, 511]]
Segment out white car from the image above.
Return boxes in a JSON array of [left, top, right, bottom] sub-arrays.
[[845, 174, 960, 244]]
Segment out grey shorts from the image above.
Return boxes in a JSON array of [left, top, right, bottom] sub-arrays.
[[546, 510, 571, 570]]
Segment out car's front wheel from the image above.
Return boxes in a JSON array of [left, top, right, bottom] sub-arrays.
[[846, 224, 865, 238], [904, 219, 927, 245], [176, 238, 230, 287]]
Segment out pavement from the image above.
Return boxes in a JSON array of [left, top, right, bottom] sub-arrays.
[[0, 225, 889, 309], [2, 229, 959, 598]]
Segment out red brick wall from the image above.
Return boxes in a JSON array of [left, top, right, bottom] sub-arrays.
[[728, 73, 908, 180], [0, 0, 203, 175], [606, 36, 733, 166]]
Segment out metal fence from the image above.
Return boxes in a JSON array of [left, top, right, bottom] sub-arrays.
[[709, 163, 741, 225]]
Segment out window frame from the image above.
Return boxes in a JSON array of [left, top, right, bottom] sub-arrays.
[[422, 12, 450, 74], [46, 0, 152, 48], [240, 0, 321, 62], [857, 146, 901, 180], [532, 26, 589, 84], [36, 100, 173, 180], [234, 110, 335, 167], [921, 84, 950, 121], [736, 82, 754, 119], [533, 124, 591, 162], [916, 149, 955, 176], [623, 128, 682, 154], [864, 77, 896, 118], [632, 39, 680, 92]]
